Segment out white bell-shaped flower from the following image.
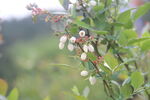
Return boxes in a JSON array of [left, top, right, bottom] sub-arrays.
[[59, 42, 65, 50], [68, 43, 74, 51], [83, 45, 88, 53], [89, 0, 97, 6], [89, 76, 96, 85], [79, 30, 86, 37], [80, 70, 88, 76], [60, 35, 67, 43], [88, 44, 94, 52], [70, 37, 76, 43], [81, 52, 87, 60]]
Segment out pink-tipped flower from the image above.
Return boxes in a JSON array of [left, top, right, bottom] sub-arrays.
[[81, 52, 87, 60], [68, 43, 74, 51], [60, 35, 67, 43], [80, 70, 88, 76], [89, 76, 96, 85], [88, 44, 94, 52], [70, 37, 76, 43], [79, 30, 86, 37], [59, 42, 65, 50], [83, 45, 88, 53]]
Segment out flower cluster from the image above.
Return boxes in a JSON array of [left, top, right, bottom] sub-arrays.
[[26, 3, 65, 23], [26, 3, 45, 16], [59, 30, 98, 85], [59, 35, 76, 51]]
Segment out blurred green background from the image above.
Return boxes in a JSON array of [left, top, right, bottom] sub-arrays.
[[0, 17, 106, 100]]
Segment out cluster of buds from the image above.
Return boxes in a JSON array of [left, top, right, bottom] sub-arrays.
[[77, 30, 95, 61], [27, 3, 65, 23], [80, 43, 95, 61], [26, 3, 45, 16], [93, 56, 104, 65], [75, 30, 94, 43], [59, 35, 77, 52], [80, 70, 96, 85], [59, 30, 97, 85]]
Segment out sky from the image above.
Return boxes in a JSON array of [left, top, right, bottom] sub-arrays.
[[0, 0, 64, 20]]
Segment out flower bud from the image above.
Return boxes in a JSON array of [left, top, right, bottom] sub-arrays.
[[80, 70, 88, 76], [60, 35, 67, 43], [81, 53, 87, 60], [88, 44, 94, 52], [89, 0, 97, 6], [69, 0, 77, 4], [79, 30, 85, 37], [83, 45, 88, 53], [70, 37, 76, 43], [68, 43, 74, 51], [59, 42, 65, 49], [89, 76, 96, 85]]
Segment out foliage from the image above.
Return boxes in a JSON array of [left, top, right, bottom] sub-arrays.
[[23, 0, 150, 100]]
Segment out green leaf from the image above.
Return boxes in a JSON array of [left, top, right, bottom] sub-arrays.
[[73, 20, 91, 30], [72, 86, 80, 96], [121, 84, 133, 98], [0, 79, 8, 96], [117, 9, 134, 28], [98, 63, 112, 74], [118, 9, 133, 23], [92, 30, 108, 35], [7, 88, 19, 100], [90, 18, 95, 27], [113, 58, 135, 72], [104, 53, 118, 70], [88, 62, 95, 70], [133, 2, 150, 21], [87, 53, 97, 61], [141, 40, 150, 52], [122, 29, 137, 39], [122, 78, 131, 86], [118, 29, 137, 45], [74, 19, 108, 35], [94, 16, 110, 31], [68, 24, 79, 35], [131, 72, 144, 89], [127, 37, 150, 45]]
